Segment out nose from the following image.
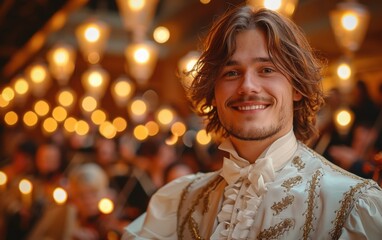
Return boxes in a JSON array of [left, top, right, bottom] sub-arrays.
[[238, 71, 261, 95]]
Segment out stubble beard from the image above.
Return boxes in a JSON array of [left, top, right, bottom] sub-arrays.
[[221, 106, 288, 141]]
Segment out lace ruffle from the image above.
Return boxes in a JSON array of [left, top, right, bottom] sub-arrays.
[[212, 176, 267, 240]]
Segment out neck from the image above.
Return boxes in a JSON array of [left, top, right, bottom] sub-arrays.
[[229, 128, 292, 164]]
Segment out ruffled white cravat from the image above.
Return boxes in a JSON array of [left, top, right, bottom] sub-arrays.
[[213, 130, 298, 240], [221, 156, 275, 196]]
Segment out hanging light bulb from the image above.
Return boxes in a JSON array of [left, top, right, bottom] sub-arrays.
[[25, 61, 51, 97], [111, 76, 135, 108], [116, 0, 159, 41], [76, 18, 110, 64], [47, 43, 76, 86], [178, 51, 200, 92], [11, 75, 30, 106], [247, 0, 299, 17], [81, 65, 110, 99], [335, 56, 354, 94], [125, 40, 158, 87], [330, 0, 370, 53]]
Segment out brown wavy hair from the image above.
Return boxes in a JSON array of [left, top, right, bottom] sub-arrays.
[[188, 6, 325, 143]]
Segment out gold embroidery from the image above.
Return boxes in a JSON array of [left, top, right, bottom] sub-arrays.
[[257, 218, 295, 239], [292, 156, 305, 171], [271, 195, 294, 216], [177, 175, 222, 240], [189, 217, 203, 240], [329, 180, 370, 239], [282, 175, 302, 192], [302, 170, 322, 239]]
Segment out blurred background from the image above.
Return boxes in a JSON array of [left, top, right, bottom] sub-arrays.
[[0, 0, 381, 239]]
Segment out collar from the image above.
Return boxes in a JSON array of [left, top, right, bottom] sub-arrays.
[[218, 129, 298, 174]]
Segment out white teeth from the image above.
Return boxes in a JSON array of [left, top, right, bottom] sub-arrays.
[[237, 105, 266, 110]]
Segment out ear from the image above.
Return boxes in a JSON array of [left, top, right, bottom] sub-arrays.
[[293, 89, 303, 101]]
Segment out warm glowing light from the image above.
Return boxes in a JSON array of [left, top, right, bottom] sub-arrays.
[[145, 121, 159, 136], [200, 0, 211, 4], [125, 41, 158, 86], [99, 121, 117, 139], [23, 111, 38, 127], [52, 106, 67, 122], [43, 117, 58, 133], [53, 187, 67, 204], [84, 25, 101, 43], [130, 99, 147, 116], [2, 87, 15, 102], [91, 109, 107, 125], [128, 0, 145, 11], [75, 120, 90, 136], [171, 121, 186, 136], [57, 89, 75, 108], [0, 95, 9, 108], [134, 48, 150, 64], [34, 100, 50, 117], [196, 129, 211, 145], [113, 117, 127, 132], [30, 65, 47, 83], [178, 51, 200, 90], [0, 171, 7, 186], [88, 71, 103, 87], [13, 77, 29, 95], [76, 19, 110, 64], [133, 125, 149, 140], [114, 80, 133, 98], [81, 96, 98, 112], [4, 111, 18, 126], [341, 12, 359, 31], [165, 134, 178, 145], [48, 43, 76, 86], [98, 198, 114, 214], [337, 63, 352, 80], [64, 117, 77, 133], [153, 26, 170, 43], [264, 0, 282, 11], [82, 66, 110, 98], [19, 179, 32, 194], [156, 108, 174, 125], [53, 47, 70, 65], [336, 110, 352, 127]]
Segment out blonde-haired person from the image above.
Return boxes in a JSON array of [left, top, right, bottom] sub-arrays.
[[28, 163, 122, 240], [123, 5, 382, 239]]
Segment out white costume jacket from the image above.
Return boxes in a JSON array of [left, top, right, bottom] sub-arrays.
[[123, 131, 382, 239]]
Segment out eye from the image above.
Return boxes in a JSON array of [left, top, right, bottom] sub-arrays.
[[224, 70, 239, 77], [262, 67, 275, 73]]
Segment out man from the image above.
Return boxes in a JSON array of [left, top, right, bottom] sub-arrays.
[[123, 5, 382, 239]]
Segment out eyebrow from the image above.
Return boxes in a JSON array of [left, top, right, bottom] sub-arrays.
[[225, 57, 272, 66]]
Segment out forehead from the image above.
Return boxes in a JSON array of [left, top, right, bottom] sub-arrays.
[[230, 29, 269, 60]]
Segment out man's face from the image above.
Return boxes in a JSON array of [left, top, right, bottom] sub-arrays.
[[213, 29, 301, 142]]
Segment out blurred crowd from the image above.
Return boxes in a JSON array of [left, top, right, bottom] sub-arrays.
[[313, 79, 382, 185], [0, 128, 223, 240]]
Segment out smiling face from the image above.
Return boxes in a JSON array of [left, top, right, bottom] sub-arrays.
[[213, 29, 302, 145]]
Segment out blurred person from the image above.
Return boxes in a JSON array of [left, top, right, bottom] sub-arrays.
[[123, 6, 382, 239], [27, 162, 123, 240], [136, 136, 177, 189], [350, 79, 379, 127], [163, 161, 194, 184], [0, 138, 40, 240], [34, 141, 66, 200]]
